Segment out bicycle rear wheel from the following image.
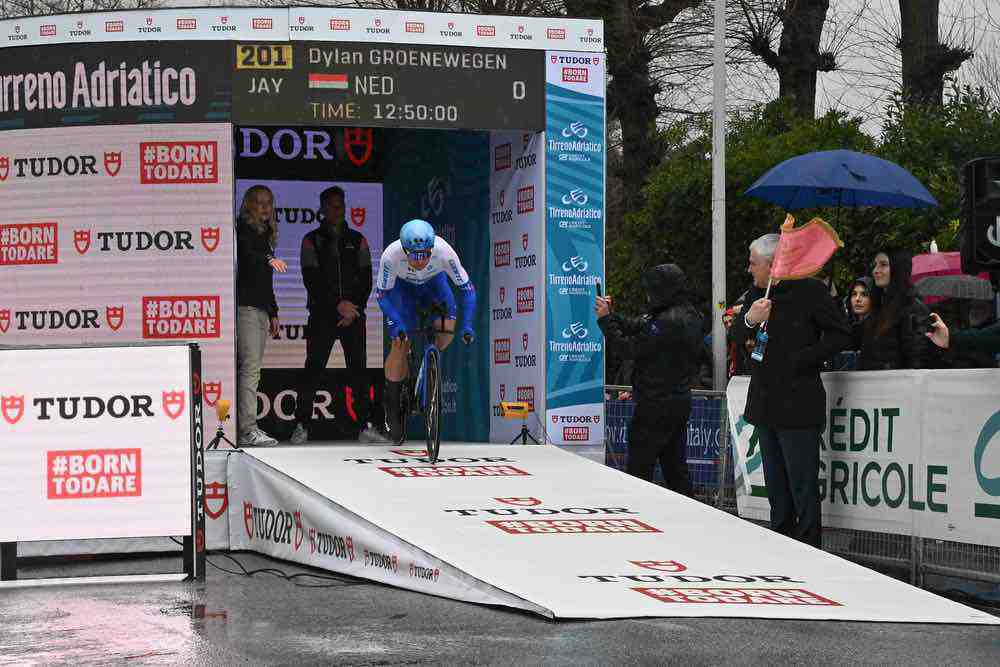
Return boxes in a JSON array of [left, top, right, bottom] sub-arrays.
[[423, 347, 442, 463]]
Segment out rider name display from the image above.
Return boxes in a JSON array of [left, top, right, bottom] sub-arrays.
[[232, 42, 545, 131], [727, 370, 1000, 548]]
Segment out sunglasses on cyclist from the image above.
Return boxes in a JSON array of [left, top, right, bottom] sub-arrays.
[[407, 250, 432, 261]]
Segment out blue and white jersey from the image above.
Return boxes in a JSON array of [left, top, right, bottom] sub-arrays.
[[376, 237, 470, 290]]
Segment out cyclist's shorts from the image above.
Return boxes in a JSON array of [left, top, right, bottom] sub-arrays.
[[384, 272, 457, 332]]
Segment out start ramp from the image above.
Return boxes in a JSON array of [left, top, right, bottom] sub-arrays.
[[226, 444, 998, 623]]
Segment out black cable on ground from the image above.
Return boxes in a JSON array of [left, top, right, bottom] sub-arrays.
[[203, 549, 369, 588], [172, 535, 362, 587]]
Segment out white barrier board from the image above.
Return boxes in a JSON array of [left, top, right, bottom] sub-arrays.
[[727, 370, 1000, 548], [239, 445, 997, 623], [0, 345, 194, 542]]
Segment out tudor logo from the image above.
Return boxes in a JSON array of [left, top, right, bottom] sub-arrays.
[[499, 383, 505, 400], [203, 381, 221, 406], [552, 414, 558, 424], [105, 305, 124, 331], [630, 560, 688, 573], [298, 16, 306, 25], [74, 229, 91, 254], [1, 395, 25, 425], [496, 497, 542, 507], [293, 510, 305, 551], [162, 390, 186, 420], [200, 227, 220, 252], [499, 286, 506, 303], [449, 22, 455, 29], [522, 233, 529, 251], [243, 501, 253, 537], [204, 481, 229, 519], [0, 156, 9, 181], [0, 309, 9, 333], [344, 128, 374, 167], [103, 152, 122, 177], [351, 207, 366, 227], [522, 333, 529, 351]]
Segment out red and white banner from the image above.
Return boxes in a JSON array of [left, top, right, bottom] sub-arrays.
[[238, 444, 998, 623], [0, 345, 195, 542], [489, 131, 545, 443], [0, 8, 601, 52], [0, 123, 236, 439], [227, 448, 545, 614], [18, 450, 230, 556]]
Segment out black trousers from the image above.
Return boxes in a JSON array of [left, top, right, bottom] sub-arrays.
[[756, 426, 822, 548], [627, 401, 692, 495], [294, 314, 369, 429]]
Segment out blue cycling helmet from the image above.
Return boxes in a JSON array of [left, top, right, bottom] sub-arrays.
[[400, 219, 435, 253]]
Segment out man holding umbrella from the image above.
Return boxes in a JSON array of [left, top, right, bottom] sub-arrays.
[[730, 217, 851, 548]]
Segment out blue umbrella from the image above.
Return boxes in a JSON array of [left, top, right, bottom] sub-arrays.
[[744, 149, 939, 210]]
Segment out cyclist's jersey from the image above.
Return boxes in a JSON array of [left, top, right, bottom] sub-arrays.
[[376, 238, 469, 290], [375, 237, 476, 334]]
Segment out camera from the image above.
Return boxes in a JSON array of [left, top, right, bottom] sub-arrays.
[[909, 313, 936, 334]]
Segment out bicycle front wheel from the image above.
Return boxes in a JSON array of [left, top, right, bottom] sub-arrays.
[[424, 347, 442, 464]]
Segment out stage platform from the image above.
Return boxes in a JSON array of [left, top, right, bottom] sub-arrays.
[[225, 442, 998, 623]]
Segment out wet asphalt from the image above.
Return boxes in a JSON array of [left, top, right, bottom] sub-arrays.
[[0, 553, 998, 665]]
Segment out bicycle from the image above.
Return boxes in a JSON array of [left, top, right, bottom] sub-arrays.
[[395, 305, 449, 464]]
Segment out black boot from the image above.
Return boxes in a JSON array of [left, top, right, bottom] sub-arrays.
[[382, 379, 404, 443]]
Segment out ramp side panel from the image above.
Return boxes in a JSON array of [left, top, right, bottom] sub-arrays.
[[226, 453, 550, 617], [246, 445, 999, 624]]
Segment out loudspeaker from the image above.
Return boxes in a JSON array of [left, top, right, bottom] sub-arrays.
[[959, 157, 1000, 275]]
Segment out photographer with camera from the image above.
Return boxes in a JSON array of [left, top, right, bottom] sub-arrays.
[[858, 249, 936, 370]]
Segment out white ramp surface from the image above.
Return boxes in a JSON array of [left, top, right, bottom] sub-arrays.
[[237, 445, 998, 623]]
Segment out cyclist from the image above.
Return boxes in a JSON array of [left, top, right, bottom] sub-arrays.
[[361, 219, 477, 443]]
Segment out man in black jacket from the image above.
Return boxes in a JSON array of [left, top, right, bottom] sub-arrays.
[[596, 264, 703, 493], [730, 234, 851, 548], [290, 186, 373, 443]]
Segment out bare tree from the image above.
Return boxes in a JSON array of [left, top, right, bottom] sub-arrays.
[[729, 0, 868, 120], [1, 0, 160, 19], [898, 0, 973, 106]]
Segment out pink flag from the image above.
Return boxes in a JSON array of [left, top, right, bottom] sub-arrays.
[[770, 214, 844, 280]]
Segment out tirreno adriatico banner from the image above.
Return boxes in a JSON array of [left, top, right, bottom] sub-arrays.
[[544, 52, 606, 446], [727, 370, 1000, 548], [0, 42, 233, 129]]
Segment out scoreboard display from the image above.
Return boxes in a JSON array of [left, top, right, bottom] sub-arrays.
[[232, 42, 545, 131]]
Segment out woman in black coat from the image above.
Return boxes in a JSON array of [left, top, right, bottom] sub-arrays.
[[858, 249, 933, 370]]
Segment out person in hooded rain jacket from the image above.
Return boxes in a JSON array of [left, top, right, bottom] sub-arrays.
[[595, 263, 703, 493]]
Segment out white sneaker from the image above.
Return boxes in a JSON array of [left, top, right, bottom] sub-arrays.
[[289, 422, 308, 445], [358, 422, 394, 444], [239, 429, 278, 447]]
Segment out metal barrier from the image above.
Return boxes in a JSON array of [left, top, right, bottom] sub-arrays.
[[604, 386, 736, 509], [603, 385, 1000, 604]]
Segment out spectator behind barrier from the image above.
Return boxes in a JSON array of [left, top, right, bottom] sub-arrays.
[[729, 233, 851, 548], [927, 311, 1000, 362], [858, 249, 935, 370], [595, 263, 703, 493], [235, 185, 286, 448]]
